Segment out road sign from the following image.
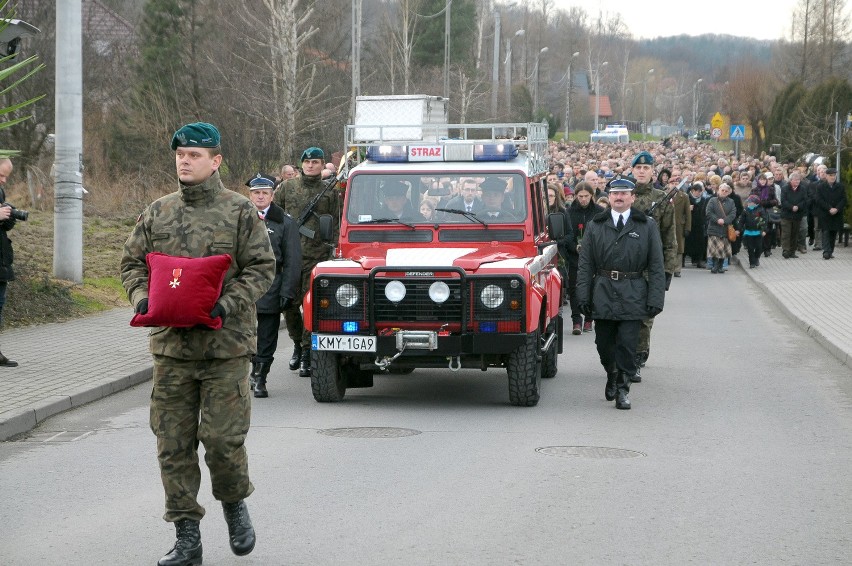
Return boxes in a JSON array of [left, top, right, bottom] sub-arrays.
[[711, 112, 724, 130], [730, 125, 745, 140], [711, 127, 722, 139]]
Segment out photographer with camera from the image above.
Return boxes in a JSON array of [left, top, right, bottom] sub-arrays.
[[0, 158, 18, 367]]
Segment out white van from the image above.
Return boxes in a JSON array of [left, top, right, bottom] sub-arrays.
[[590, 125, 630, 143]]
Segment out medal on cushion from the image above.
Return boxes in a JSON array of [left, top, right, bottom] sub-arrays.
[[169, 268, 182, 289]]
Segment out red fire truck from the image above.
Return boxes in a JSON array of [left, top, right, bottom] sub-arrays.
[[305, 96, 563, 406]]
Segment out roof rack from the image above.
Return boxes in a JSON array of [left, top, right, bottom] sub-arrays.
[[344, 122, 549, 178]]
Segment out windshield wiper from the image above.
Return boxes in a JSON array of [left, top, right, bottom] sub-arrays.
[[357, 218, 416, 229], [435, 208, 488, 227]]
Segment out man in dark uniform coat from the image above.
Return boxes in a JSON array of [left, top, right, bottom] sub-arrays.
[[246, 174, 302, 398], [575, 179, 665, 410]]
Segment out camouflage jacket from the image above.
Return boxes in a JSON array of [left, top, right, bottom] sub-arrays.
[[633, 182, 678, 274], [273, 173, 339, 264], [120, 171, 276, 360]]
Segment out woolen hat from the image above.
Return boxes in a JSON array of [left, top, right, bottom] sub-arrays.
[[381, 180, 408, 196], [826, 167, 837, 174], [479, 177, 507, 193], [171, 122, 221, 150]]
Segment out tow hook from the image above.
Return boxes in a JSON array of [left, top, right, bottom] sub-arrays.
[[375, 348, 404, 371], [448, 356, 461, 372]]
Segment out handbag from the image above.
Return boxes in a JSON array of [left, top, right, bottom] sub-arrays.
[[768, 206, 782, 223], [715, 199, 737, 242]]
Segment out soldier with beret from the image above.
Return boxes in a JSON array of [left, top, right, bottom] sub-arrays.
[[246, 173, 302, 398], [121, 122, 276, 565], [575, 179, 666, 410], [273, 146, 340, 377], [628, 150, 677, 381]]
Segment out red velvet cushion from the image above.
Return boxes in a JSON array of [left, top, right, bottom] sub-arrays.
[[130, 252, 232, 329]]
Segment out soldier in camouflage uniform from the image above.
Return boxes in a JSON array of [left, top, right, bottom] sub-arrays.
[[120, 123, 276, 566], [273, 147, 340, 377], [628, 151, 677, 382]]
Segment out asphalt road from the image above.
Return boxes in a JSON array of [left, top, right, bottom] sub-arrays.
[[2, 265, 851, 566]]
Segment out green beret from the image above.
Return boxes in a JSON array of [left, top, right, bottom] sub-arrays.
[[171, 122, 221, 150], [300, 146, 325, 161], [631, 151, 654, 167]]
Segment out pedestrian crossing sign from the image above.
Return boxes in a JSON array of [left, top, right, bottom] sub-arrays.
[[730, 125, 745, 140]]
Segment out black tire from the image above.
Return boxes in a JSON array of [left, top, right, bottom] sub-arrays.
[[542, 319, 558, 380], [311, 350, 346, 402], [507, 331, 541, 406]]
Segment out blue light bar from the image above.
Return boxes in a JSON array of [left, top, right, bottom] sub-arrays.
[[473, 143, 518, 161], [366, 145, 408, 162], [479, 321, 497, 333], [342, 321, 360, 333]]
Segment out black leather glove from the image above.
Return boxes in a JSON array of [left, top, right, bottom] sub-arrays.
[[683, 230, 690, 238], [135, 298, 149, 315], [279, 297, 293, 312], [647, 305, 663, 317], [578, 303, 592, 318], [665, 272, 673, 291], [210, 303, 226, 324]]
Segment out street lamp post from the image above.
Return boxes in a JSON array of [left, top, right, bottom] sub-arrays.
[[692, 77, 703, 133], [504, 29, 525, 117], [563, 51, 579, 140], [593, 61, 608, 132], [532, 46, 548, 116], [643, 68, 654, 138]]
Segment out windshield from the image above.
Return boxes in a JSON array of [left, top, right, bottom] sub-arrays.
[[346, 173, 527, 225]]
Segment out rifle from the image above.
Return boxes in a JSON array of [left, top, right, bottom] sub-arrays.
[[296, 150, 353, 239], [646, 177, 688, 217]]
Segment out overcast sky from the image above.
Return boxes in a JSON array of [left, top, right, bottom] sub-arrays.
[[553, 0, 801, 41]]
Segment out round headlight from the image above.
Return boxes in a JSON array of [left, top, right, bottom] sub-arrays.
[[384, 280, 406, 303], [481, 284, 504, 309], [336, 283, 360, 308], [429, 281, 450, 304]]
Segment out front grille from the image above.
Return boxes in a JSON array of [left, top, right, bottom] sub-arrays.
[[373, 277, 463, 323], [440, 229, 524, 242]]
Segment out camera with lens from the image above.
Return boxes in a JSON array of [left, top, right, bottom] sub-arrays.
[[2, 202, 28, 221]]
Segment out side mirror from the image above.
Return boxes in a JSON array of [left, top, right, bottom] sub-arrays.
[[318, 214, 334, 243], [547, 212, 565, 240]]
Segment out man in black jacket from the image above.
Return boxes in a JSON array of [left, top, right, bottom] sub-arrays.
[[575, 178, 665, 410], [814, 168, 848, 260], [0, 158, 17, 367], [247, 174, 302, 397], [780, 172, 808, 258]]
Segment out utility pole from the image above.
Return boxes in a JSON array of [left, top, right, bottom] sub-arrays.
[[563, 51, 579, 141], [351, 0, 362, 120], [54, 0, 83, 283], [491, 11, 500, 118], [443, 0, 451, 99]]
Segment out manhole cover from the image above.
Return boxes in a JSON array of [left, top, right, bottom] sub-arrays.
[[318, 427, 421, 438], [536, 446, 645, 459]]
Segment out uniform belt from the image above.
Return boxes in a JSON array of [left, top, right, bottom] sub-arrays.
[[597, 269, 642, 280]]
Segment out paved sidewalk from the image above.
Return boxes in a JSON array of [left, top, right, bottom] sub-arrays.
[[1, 239, 850, 441], [0, 308, 151, 440]]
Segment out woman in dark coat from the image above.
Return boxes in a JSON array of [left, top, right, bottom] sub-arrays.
[[706, 183, 737, 273], [751, 172, 779, 256], [684, 182, 706, 267], [564, 182, 604, 334]]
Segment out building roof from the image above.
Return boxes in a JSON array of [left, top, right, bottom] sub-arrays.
[[588, 95, 612, 117]]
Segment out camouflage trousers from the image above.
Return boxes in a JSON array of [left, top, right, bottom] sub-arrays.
[[284, 262, 321, 348], [151, 355, 254, 522], [638, 316, 654, 354]]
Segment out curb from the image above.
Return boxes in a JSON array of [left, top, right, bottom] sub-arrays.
[[0, 366, 152, 442], [737, 261, 850, 369]]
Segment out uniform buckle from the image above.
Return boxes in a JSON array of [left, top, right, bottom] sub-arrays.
[[610, 270, 619, 281]]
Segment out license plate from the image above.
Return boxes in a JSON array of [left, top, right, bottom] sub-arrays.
[[312, 334, 377, 352]]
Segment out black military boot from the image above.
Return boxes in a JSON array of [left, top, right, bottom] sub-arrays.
[[222, 500, 256, 556], [249, 360, 259, 388], [158, 519, 202, 566], [605, 368, 618, 401], [288, 342, 302, 371], [298, 349, 311, 377], [253, 362, 270, 398], [629, 353, 642, 383], [615, 371, 631, 410], [0, 350, 18, 367]]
